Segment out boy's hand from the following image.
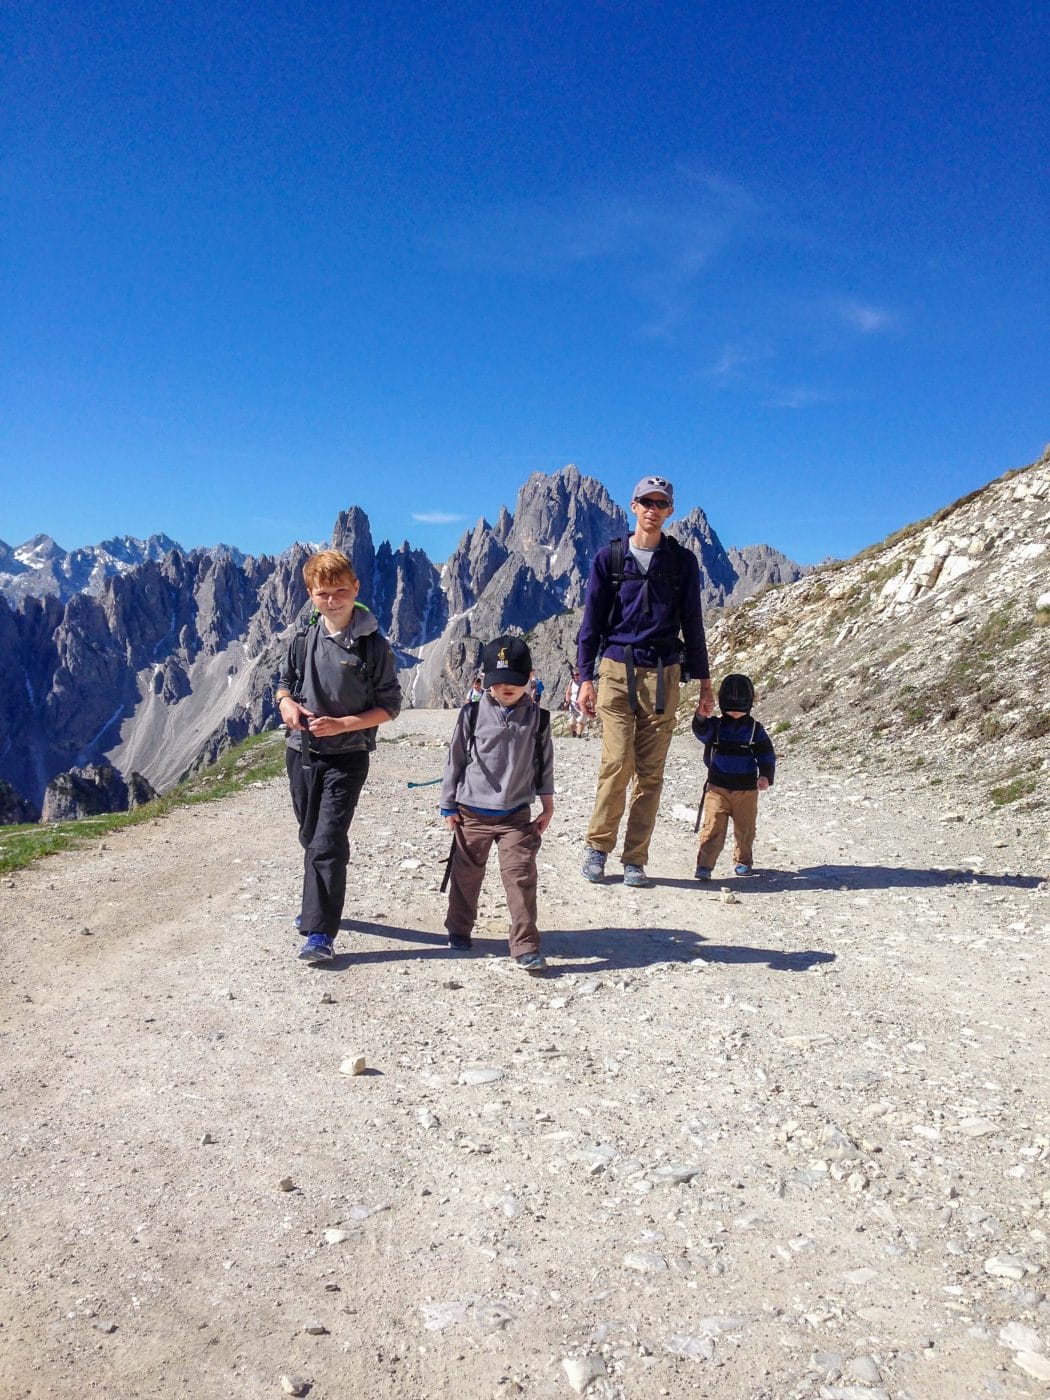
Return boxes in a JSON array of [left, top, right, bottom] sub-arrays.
[[444, 812, 462, 831], [534, 797, 554, 837], [757, 777, 770, 791]]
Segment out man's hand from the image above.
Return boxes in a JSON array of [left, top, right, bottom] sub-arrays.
[[578, 679, 597, 716], [535, 796, 554, 837], [444, 812, 462, 831], [697, 681, 715, 717]]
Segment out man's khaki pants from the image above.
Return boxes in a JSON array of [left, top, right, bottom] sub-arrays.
[[696, 785, 759, 869], [585, 657, 680, 867]]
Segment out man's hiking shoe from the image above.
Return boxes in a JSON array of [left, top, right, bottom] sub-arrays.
[[734, 863, 752, 876], [581, 847, 607, 882], [694, 865, 713, 881], [623, 864, 651, 888], [448, 934, 474, 951], [298, 933, 334, 964], [515, 952, 547, 972]]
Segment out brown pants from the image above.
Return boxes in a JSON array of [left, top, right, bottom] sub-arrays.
[[696, 785, 758, 869], [445, 807, 542, 956], [585, 657, 680, 867]]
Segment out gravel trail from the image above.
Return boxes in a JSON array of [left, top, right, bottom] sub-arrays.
[[2, 710, 1047, 1400]]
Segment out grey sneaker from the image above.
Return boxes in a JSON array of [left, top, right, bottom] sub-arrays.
[[623, 864, 650, 888], [694, 865, 713, 881], [581, 847, 607, 882], [515, 952, 547, 972]]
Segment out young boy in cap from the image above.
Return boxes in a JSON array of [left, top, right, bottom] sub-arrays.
[[692, 673, 776, 879], [439, 635, 555, 971]]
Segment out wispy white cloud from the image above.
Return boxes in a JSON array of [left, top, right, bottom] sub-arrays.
[[708, 339, 775, 384], [428, 166, 764, 335], [837, 299, 895, 333], [412, 510, 466, 525], [764, 387, 835, 410]]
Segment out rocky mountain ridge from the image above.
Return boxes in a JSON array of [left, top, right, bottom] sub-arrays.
[[0, 531, 216, 606]]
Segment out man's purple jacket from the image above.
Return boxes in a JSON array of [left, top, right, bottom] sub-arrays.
[[576, 534, 711, 684]]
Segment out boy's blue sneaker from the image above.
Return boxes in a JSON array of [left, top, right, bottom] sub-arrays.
[[298, 933, 334, 964], [734, 863, 752, 876], [581, 847, 607, 882], [623, 864, 651, 888], [515, 952, 547, 972], [694, 865, 713, 881]]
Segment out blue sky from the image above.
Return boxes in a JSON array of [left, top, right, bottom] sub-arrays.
[[2, 0, 1047, 568]]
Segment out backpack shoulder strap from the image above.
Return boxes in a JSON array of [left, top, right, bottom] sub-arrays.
[[534, 707, 550, 790], [465, 700, 480, 761], [288, 613, 319, 693]]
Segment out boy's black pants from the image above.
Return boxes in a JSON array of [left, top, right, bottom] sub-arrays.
[[286, 746, 370, 940]]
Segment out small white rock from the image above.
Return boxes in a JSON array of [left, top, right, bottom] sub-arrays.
[[339, 1055, 367, 1076], [324, 1229, 354, 1245], [562, 1355, 606, 1393], [277, 1176, 296, 1192], [1015, 1351, 1050, 1382], [458, 1067, 504, 1085], [999, 1321, 1044, 1353], [280, 1378, 309, 1397]]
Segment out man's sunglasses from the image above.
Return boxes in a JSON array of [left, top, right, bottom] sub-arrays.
[[635, 496, 671, 510]]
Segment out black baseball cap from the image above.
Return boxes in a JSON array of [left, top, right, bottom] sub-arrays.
[[482, 635, 532, 688]]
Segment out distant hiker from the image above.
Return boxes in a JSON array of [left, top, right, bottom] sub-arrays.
[[577, 475, 714, 887], [527, 670, 545, 704], [466, 672, 485, 703], [692, 673, 776, 880], [439, 635, 554, 972], [274, 549, 402, 964], [564, 666, 590, 738]]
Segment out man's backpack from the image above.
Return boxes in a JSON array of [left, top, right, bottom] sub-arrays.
[[464, 700, 550, 792], [597, 533, 686, 655]]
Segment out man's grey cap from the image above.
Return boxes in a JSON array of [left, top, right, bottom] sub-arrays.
[[632, 475, 674, 505]]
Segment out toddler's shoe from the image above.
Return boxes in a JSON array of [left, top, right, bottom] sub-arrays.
[[623, 864, 651, 888], [694, 865, 713, 881], [298, 932, 334, 964], [515, 952, 547, 972], [734, 863, 752, 876], [581, 847, 607, 882], [448, 934, 474, 951]]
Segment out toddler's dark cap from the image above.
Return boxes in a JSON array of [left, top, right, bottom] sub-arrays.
[[718, 673, 755, 712], [482, 635, 532, 688]]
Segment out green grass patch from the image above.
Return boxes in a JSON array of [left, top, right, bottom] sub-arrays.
[[989, 774, 1038, 806], [0, 730, 287, 876]]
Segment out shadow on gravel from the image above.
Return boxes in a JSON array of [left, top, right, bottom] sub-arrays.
[[725, 864, 1045, 892], [543, 927, 835, 975], [320, 919, 835, 975]]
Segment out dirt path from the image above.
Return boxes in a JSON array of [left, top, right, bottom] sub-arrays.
[[1, 711, 1047, 1400]]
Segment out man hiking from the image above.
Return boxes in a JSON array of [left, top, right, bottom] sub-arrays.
[[576, 475, 714, 887]]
